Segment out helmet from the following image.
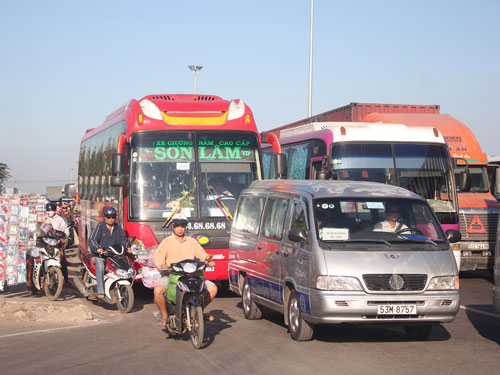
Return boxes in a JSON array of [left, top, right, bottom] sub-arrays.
[[45, 202, 57, 212], [103, 206, 117, 218], [171, 213, 188, 226]]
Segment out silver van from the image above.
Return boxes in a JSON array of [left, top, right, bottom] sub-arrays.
[[228, 180, 461, 341]]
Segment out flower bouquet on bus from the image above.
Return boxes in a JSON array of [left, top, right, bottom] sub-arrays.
[[130, 191, 195, 289]]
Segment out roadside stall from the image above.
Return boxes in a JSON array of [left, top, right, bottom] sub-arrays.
[[0, 196, 46, 292]]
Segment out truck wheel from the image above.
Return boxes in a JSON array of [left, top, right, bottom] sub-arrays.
[[404, 324, 432, 340], [242, 278, 262, 320], [287, 290, 314, 341]]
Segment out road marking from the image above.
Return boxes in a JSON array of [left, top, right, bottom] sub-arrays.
[[460, 305, 499, 319], [0, 321, 112, 339]]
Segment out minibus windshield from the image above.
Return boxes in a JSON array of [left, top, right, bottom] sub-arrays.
[[314, 198, 447, 248]]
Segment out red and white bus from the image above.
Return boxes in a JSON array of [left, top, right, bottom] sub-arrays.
[[77, 94, 262, 284]]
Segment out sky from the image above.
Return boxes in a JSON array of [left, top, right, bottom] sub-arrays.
[[1, 0, 499, 194]]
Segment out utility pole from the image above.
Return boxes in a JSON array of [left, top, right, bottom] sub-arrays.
[[188, 65, 203, 94]]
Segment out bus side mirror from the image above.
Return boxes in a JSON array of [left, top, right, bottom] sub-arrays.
[[111, 153, 124, 186], [275, 153, 287, 179], [495, 168, 500, 198], [446, 229, 461, 243], [458, 171, 470, 192]]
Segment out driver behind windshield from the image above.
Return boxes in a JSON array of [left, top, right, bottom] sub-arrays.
[[373, 203, 408, 233]]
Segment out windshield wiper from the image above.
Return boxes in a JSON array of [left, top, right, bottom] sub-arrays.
[[391, 236, 438, 247], [322, 239, 392, 247]]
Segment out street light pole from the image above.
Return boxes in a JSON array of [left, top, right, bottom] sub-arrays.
[[188, 65, 203, 94], [308, 0, 314, 117]]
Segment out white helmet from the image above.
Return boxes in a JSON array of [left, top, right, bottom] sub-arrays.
[[171, 213, 188, 226]]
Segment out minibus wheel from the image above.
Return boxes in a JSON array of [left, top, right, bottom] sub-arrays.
[[242, 278, 262, 320], [288, 290, 314, 341]]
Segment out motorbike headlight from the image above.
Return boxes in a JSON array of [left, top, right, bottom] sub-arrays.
[[427, 276, 459, 290], [316, 276, 363, 291], [130, 239, 146, 256], [42, 236, 59, 247], [182, 262, 197, 274], [116, 268, 134, 279]]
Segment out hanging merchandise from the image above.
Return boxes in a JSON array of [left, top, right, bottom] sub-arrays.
[[0, 196, 46, 291]]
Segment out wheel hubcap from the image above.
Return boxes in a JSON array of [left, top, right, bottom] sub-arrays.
[[243, 283, 251, 312], [289, 298, 299, 332]]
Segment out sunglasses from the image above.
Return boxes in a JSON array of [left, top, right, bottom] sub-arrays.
[[173, 223, 187, 228], [105, 216, 116, 219], [387, 209, 400, 214]]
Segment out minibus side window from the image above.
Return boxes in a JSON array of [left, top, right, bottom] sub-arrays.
[[233, 196, 266, 234], [291, 199, 309, 232], [262, 198, 289, 240]]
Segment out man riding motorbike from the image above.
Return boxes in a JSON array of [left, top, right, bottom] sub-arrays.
[[88, 207, 129, 300], [26, 202, 69, 288], [153, 213, 218, 327]]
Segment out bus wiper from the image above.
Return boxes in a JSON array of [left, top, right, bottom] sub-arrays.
[[206, 183, 233, 222], [392, 236, 438, 247], [323, 239, 392, 247]]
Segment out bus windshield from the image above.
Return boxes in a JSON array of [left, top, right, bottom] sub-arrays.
[[129, 131, 259, 220], [330, 143, 455, 213], [314, 197, 447, 249], [454, 166, 489, 193]]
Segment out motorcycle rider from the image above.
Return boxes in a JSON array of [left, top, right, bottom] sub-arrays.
[[154, 213, 218, 327], [88, 207, 129, 300], [26, 202, 69, 289], [59, 203, 76, 247]]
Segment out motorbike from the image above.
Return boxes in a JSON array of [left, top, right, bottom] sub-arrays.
[[73, 245, 135, 313], [30, 233, 65, 300], [162, 258, 210, 349]]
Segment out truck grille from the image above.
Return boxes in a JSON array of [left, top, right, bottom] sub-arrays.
[[363, 274, 427, 291], [459, 212, 498, 241]]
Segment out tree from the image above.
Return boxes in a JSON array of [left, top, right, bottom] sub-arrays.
[[0, 163, 11, 194]]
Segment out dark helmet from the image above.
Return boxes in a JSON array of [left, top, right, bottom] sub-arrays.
[[171, 213, 188, 226], [45, 202, 57, 212], [103, 206, 117, 218]]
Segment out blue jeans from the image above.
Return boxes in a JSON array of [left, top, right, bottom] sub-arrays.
[[92, 257, 106, 295]]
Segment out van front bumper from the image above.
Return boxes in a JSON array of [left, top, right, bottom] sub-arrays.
[[304, 289, 460, 325]]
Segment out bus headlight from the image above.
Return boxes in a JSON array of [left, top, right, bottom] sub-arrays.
[[428, 276, 459, 290], [316, 276, 363, 291]]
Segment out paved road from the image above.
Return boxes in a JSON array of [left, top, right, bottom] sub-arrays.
[[0, 266, 499, 374]]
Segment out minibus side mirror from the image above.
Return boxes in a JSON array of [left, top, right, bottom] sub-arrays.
[[288, 227, 308, 242], [111, 153, 124, 186], [446, 229, 461, 243]]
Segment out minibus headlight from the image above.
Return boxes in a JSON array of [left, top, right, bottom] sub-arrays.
[[428, 276, 459, 290], [316, 276, 363, 291]]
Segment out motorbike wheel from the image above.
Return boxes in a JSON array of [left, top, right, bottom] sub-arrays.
[[189, 304, 204, 349], [44, 267, 64, 301], [115, 284, 134, 313]]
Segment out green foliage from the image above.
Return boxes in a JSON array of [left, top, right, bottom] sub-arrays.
[[0, 163, 11, 193]]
